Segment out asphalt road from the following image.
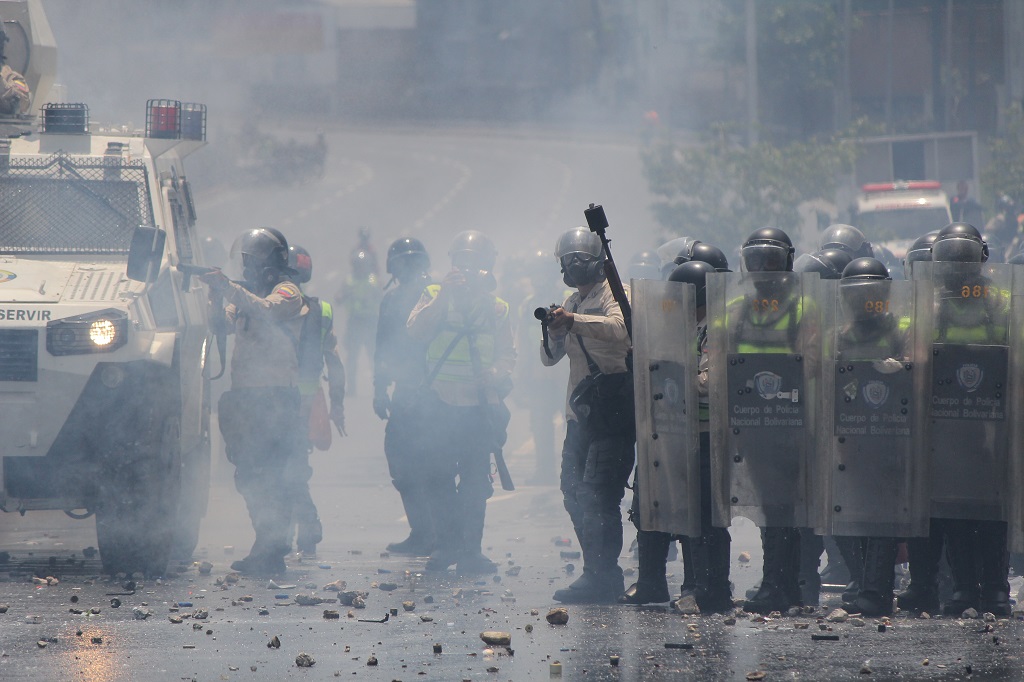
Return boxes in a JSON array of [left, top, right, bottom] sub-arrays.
[[1, 125, 1023, 680]]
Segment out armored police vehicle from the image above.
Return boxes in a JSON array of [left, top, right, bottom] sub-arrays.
[[0, 0, 211, 576]]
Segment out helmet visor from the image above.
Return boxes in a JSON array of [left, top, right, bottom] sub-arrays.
[[931, 237, 984, 263], [742, 243, 790, 272], [793, 253, 840, 279], [840, 279, 892, 318], [452, 250, 492, 273]]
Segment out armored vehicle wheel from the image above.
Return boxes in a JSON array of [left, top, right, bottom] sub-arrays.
[[95, 415, 182, 577]]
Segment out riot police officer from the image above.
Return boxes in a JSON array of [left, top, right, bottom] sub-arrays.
[[285, 244, 347, 557], [919, 223, 1012, 616], [545, 227, 634, 604], [685, 242, 731, 272], [200, 228, 308, 577], [721, 227, 813, 615], [407, 231, 516, 574], [835, 257, 908, 616], [374, 237, 436, 555]]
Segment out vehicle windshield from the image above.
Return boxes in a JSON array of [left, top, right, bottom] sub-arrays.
[[0, 152, 153, 255], [856, 207, 951, 243]]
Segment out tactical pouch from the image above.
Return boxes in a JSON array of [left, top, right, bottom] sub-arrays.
[[570, 370, 635, 438]]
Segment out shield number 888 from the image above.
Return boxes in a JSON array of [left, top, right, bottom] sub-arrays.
[[751, 298, 779, 312]]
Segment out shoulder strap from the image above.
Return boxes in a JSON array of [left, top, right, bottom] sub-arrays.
[[575, 334, 603, 377], [420, 300, 486, 389]]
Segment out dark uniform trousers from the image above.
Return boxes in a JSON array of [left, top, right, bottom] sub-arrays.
[[219, 387, 304, 561], [561, 419, 635, 582], [384, 385, 438, 543], [421, 401, 494, 555]]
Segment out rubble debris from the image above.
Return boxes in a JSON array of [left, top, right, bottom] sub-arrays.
[[295, 652, 315, 667], [505, 566, 521, 577], [352, 596, 366, 609], [378, 582, 399, 592], [983, 612, 997, 622], [91, 637, 102, 644], [723, 617, 737, 626], [192, 609, 209, 620], [812, 634, 840, 641], [919, 612, 931, 619], [962, 608, 979, 619], [553, 537, 572, 547], [559, 551, 581, 560], [546, 608, 569, 625], [550, 661, 562, 676], [480, 631, 512, 646], [420, 615, 434, 623], [860, 663, 872, 674], [323, 580, 347, 592], [746, 672, 766, 681], [849, 618, 866, 627], [433, 643, 443, 654], [367, 655, 378, 666], [295, 595, 326, 606], [530, 609, 539, 616], [25, 615, 41, 624], [323, 610, 340, 620], [109, 599, 121, 609], [258, 609, 270, 616], [169, 616, 183, 624], [268, 636, 281, 649], [738, 551, 752, 563], [198, 562, 213, 576], [610, 654, 620, 666], [402, 601, 416, 612], [827, 608, 849, 623], [524, 624, 534, 633], [674, 595, 699, 615], [357, 613, 389, 623], [132, 607, 153, 620]]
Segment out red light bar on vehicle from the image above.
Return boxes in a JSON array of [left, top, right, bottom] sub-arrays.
[[861, 180, 942, 193]]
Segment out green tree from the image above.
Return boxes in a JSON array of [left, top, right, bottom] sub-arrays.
[[641, 125, 856, 249], [982, 105, 1024, 210]]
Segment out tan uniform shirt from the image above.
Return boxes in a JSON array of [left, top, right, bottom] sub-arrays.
[[540, 279, 630, 421], [219, 279, 308, 389]]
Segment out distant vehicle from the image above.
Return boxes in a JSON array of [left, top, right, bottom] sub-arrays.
[[0, 0, 211, 576], [851, 181, 953, 258]]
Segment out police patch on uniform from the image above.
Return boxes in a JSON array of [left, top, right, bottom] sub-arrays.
[[274, 283, 299, 300]]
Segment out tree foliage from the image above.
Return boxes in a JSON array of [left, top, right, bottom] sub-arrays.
[[641, 125, 856, 249], [982, 105, 1024, 209]]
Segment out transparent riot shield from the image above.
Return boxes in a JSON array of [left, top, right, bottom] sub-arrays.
[[707, 272, 824, 529], [821, 278, 933, 538], [632, 279, 701, 538], [913, 262, 1014, 522], [1010, 269, 1024, 554]]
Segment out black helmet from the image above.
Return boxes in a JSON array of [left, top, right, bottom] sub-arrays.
[[450, 230, 497, 272], [668, 260, 716, 308], [842, 257, 891, 282], [840, 257, 891, 320], [386, 237, 430, 277], [230, 227, 293, 292], [555, 227, 605, 287], [793, 248, 853, 280], [688, 242, 730, 272], [741, 227, 794, 273], [931, 222, 988, 263], [628, 250, 661, 281], [902, 230, 939, 278], [820, 223, 873, 258], [288, 244, 313, 284]]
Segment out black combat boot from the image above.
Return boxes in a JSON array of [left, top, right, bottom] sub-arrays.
[[820, 535, 853, 588], [619, 531, 671, 604], [834, 536, 865, 610], [854, 538, 897, 617], [942, 520, 980, 616], [978, 521, 1012, 617], [896, 533, 941, 613], [693, 528, 734, 613], [745, 527, 802, 614]]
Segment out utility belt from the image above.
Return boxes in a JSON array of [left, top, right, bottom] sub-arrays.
[[569, 334, 635, 439]]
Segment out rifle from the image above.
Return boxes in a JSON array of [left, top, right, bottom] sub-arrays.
[[176, 263, 228, 380], [584, 203, 632, 341]]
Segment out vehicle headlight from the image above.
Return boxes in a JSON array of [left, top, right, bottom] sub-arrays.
[[47, 309, 129, 356], [89, 319, 118, 346]]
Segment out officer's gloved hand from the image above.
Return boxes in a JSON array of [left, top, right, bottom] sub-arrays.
[[331, 404, 347, 437], [871, 358, 904, 374], [372, 390, 391, 420]]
